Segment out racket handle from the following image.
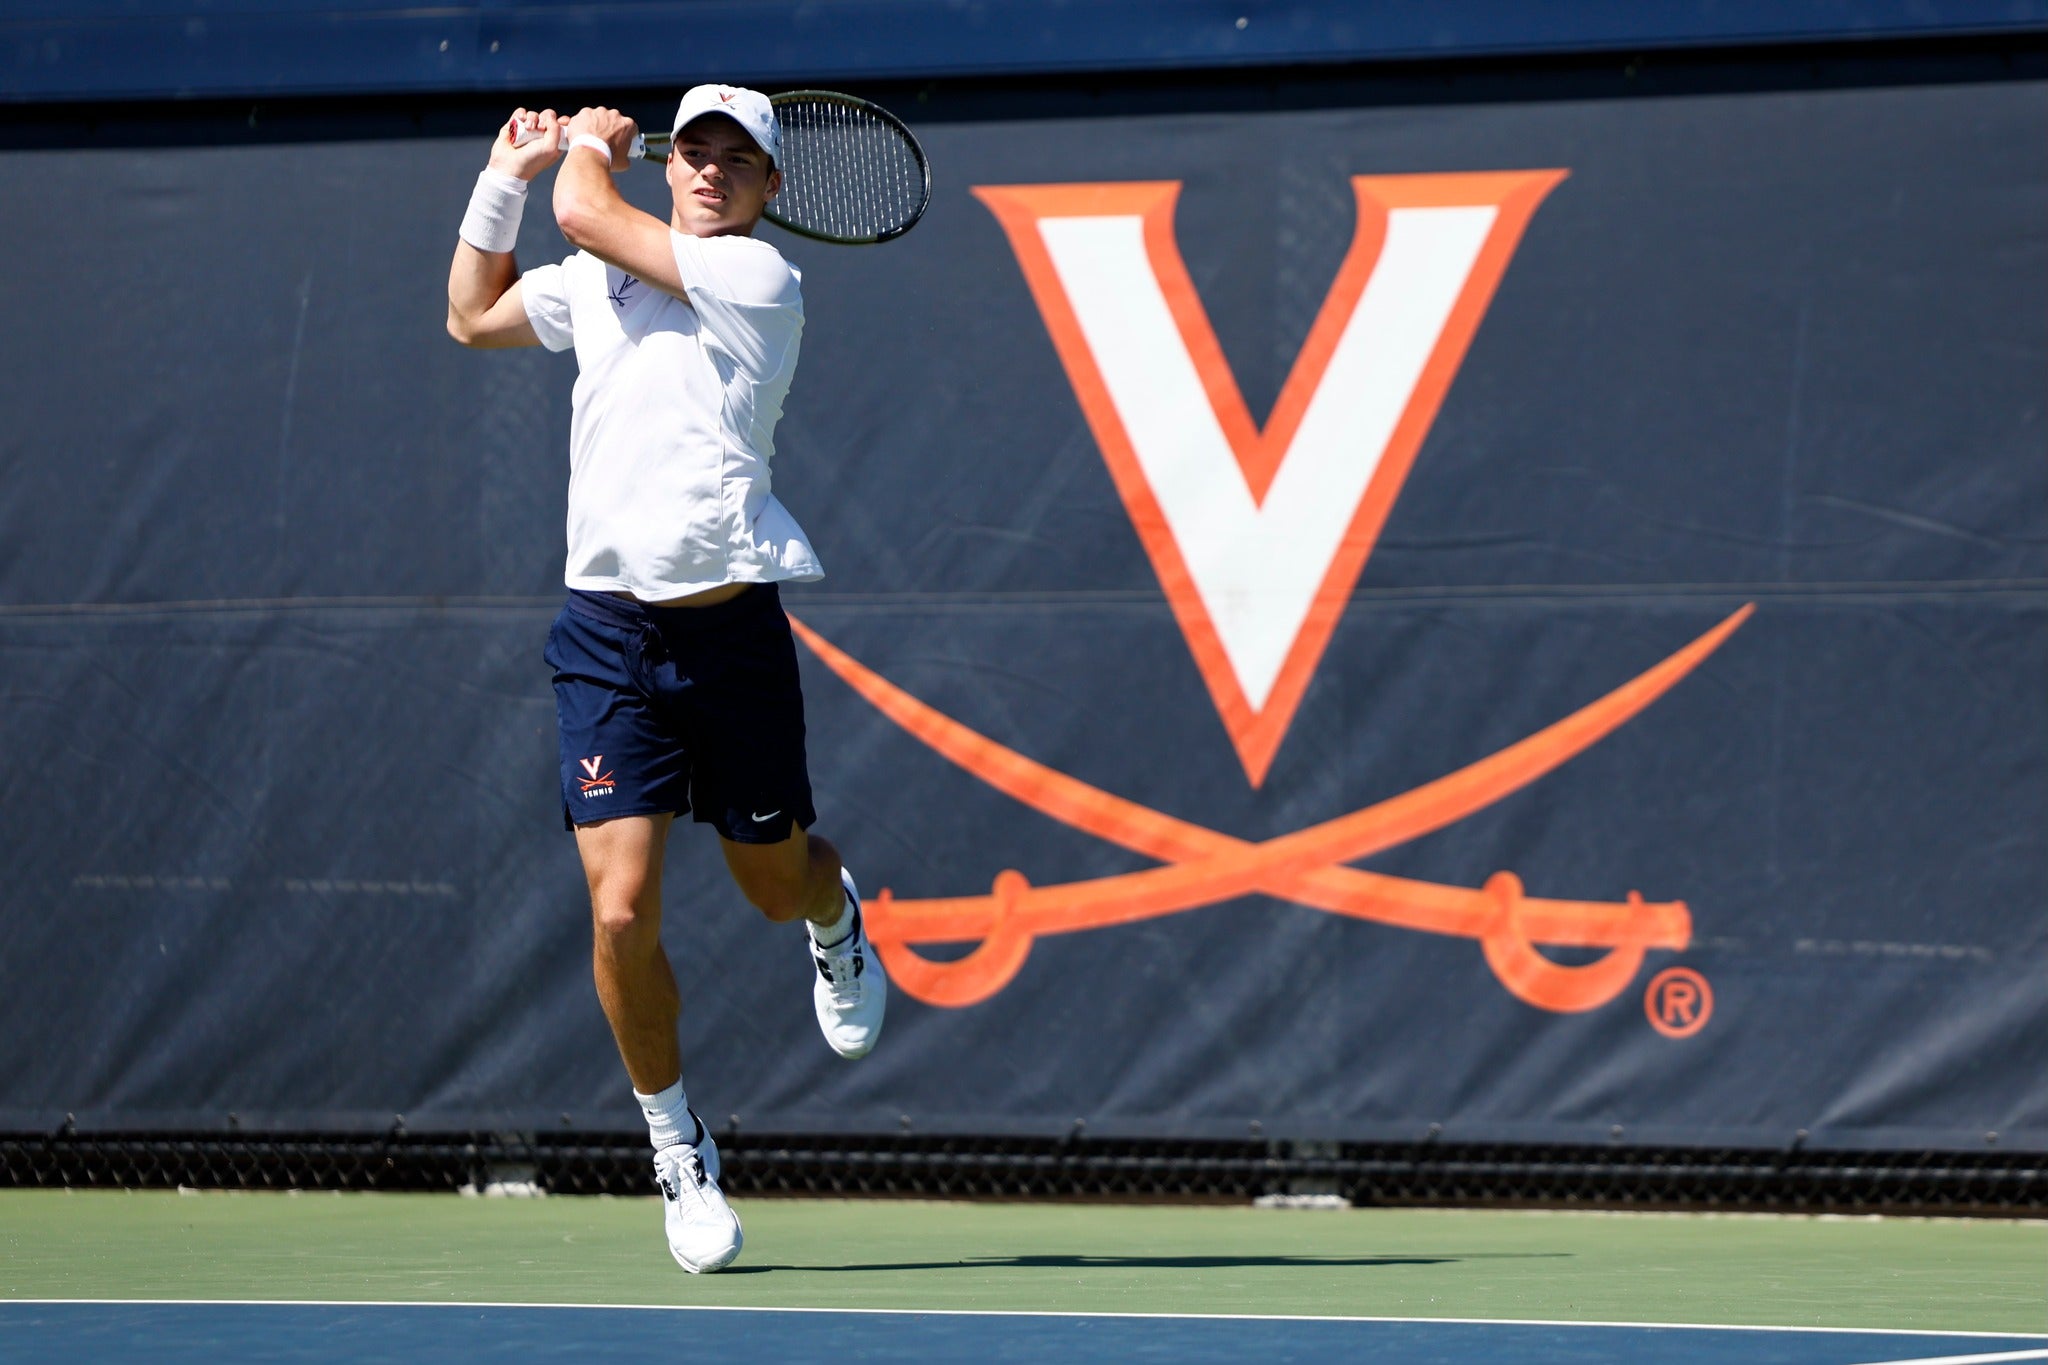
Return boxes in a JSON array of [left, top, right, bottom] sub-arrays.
[[511, 118, 654, 164]]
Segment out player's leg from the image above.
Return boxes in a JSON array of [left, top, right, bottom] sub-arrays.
[[547, 594, 741, 1272], [664, 583, 887, 1058], [721, 826, 884, 1059], [576, 812, 681, 1093]]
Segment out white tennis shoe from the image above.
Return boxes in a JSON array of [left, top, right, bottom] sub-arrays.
[[653, 1115, 742, 1273], [810, 867, 886, 1059]]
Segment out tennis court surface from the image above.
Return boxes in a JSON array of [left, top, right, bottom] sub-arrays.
[[5, 1192, 2042, 1363]]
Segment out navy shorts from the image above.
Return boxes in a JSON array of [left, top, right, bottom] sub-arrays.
[[543, 584, 817, 843]]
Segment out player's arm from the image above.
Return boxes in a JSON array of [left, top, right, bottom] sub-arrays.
[[446, 107, 565, 348], [552, 107, 690, 301]]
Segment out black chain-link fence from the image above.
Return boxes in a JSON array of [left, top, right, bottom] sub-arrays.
[[4, 1126, 2040, 1216]]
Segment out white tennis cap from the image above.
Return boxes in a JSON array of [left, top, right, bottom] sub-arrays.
[[671, 84, 781, 164]]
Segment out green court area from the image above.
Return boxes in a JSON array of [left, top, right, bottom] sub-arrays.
[[3, 1191, 2041, 1334]]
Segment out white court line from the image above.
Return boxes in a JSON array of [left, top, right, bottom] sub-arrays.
[[1849, 1352, 2048, 1365], [6, 1300, 2047, 1340]]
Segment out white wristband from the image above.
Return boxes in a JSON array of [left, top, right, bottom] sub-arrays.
[[459, 167, 527, 254], [569, 133, 614, 166]]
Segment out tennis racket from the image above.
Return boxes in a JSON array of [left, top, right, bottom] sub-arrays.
[[521, 91, 929, 245]]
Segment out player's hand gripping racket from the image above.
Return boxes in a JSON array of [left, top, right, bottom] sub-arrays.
[[519, 91, 929, 245]]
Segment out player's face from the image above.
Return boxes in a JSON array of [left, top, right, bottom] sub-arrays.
[[666, 115, 781, 237]]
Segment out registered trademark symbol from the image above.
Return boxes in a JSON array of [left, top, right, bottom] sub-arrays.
[[1644, 966, 1713, 1037]]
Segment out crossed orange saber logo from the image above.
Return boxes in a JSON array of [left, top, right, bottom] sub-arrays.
[[789, 604, 1750, 1014]]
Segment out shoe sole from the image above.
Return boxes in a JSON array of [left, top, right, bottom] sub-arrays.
[[669, 1220, 744, 1274]]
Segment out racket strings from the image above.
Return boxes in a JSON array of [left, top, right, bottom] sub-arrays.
[[774, 96, 925, 242]]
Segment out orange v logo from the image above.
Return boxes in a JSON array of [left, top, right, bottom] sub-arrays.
[[785, 167, 1744, 1018], [975, 172, 1568, 786]]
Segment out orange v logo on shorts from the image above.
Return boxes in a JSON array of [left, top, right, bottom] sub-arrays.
[[974, 173, 1567, 786]]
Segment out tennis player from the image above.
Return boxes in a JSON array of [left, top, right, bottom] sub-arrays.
[[444, 86, 885, 1274]]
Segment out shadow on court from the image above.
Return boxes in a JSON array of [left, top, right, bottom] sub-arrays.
[[757, 1252, 1572, 1272]]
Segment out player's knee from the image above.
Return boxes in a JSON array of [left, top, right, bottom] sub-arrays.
[[741, 877, 809, 924], [590, 891, 659, 955], [724, 829, 834, 924], [739, 854, 839, 924]]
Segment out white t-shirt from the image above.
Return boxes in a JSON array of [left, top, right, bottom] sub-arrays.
[[520, 232, 821, 600]]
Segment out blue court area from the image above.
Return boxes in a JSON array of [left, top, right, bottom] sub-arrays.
[[5, 1304, 2046, 1365]]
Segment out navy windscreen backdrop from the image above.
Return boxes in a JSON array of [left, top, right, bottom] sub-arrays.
[[9, 1, 2046, 101], [0, 74, 2042, 1150]]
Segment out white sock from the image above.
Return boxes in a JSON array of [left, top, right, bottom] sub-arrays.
[[809, 888, 856, 947], [634, 1079, 695, 1151]]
